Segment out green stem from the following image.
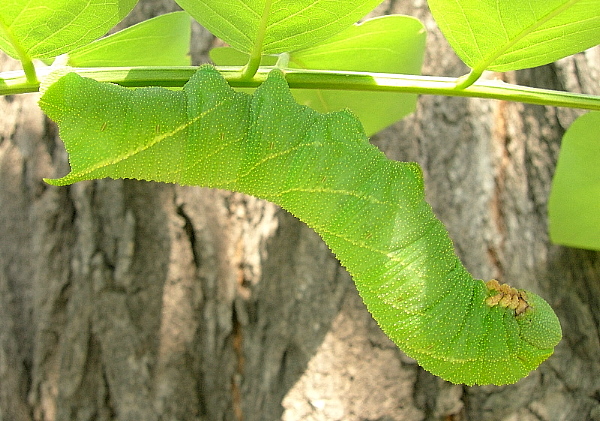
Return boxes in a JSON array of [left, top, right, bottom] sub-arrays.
[[2, 66, 599, 111], [240, 0, 272, 80], [0, 16, 38, 84], [455, 70, 483, 90]]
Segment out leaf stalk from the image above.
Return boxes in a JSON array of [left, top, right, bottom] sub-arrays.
[[240, 0, 272, 80], [0, 16, 38, 84]]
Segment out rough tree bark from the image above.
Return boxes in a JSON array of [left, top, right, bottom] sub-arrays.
[[1, 0, 598, 420]]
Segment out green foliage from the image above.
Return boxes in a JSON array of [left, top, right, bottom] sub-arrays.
[[174, 0, 384, 55], [549, 111, 600, 251], [211, 15, 426, 136], [67, 12, 192, 67], [428, 0, 600, 74], [0, 0, 137, 60], [39, 66, 562, 385]]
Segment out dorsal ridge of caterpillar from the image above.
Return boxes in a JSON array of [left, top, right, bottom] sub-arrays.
[[485, 279, 531, 316]]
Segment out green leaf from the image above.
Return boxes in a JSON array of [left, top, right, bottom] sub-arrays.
[[210, 47, 277, 66], [174, 0, 384, 55], [211, 15, 426, 136], [0, 0, 138, 60], [67, 12, 191, 67], [548, 111, 600, 251], [39, 66, 561, 385], [290, 15, 425, 136], [428, 0, 600, 73]]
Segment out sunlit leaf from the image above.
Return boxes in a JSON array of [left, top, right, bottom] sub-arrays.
[[289, 15, 425, 136], [67, 12, 191, 67], [549, 111, 600, 251], [174, 0, 384, 55], [0, 0, 138, 60], [39, 66, 561, 385], [211, 15, 426, 136], [428, 0, 600, 72]]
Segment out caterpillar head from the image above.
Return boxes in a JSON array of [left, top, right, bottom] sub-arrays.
[[485, 280, 562, 350]]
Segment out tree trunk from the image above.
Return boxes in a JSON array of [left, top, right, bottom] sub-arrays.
[[1, 1, 598, 420]]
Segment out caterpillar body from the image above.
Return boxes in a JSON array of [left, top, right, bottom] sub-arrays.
[[40, 65, 562, 385]]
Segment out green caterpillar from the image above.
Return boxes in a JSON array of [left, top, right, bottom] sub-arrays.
[[39, 65, 562, 385]]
